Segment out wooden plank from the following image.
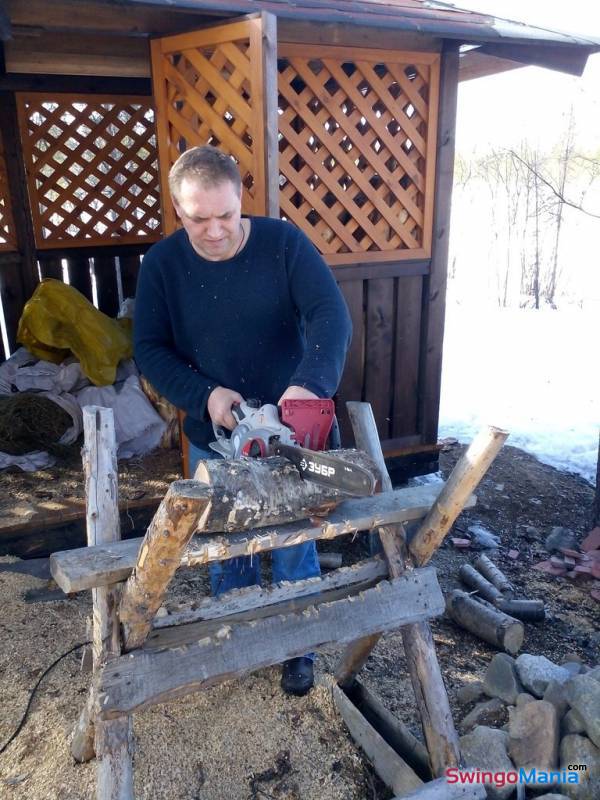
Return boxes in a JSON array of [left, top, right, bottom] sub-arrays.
[[151, 556, 389, 630], [276, 20, 441, 53], [38, 256, 64, 280], [419, 44, 459, 445], [97, 570, 445, 718], [93, 255, 120, 317], [0, 90, 37, 298], [333, 684, 423, 796], [364, 278, 395, 441], [392, 778, 486, 800], [336, 280, 364, 445], [117, 254, 141, 300], [66, 256, 93, 301], [0, 258, 26, 354], [259, 11, 280, 218], [332, 260, 429, 282], [326, 248, 429, 267], [459, 50, 523, 83], [392, 276, 423, 438], [348, 679, 432, 780], [0, 73, 152, 95], [278, 43, 439, 65], [51, 483, 475, 593]]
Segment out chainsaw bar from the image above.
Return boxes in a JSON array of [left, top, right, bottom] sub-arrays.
[[272, 443, 376, 497]]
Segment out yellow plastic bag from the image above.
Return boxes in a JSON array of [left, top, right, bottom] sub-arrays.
[[17, 279, 133, 386]]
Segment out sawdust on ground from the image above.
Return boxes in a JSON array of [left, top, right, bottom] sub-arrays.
[[0, 559, 379, 800]]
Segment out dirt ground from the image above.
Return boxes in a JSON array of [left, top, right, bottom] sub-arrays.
[[0, 442, 598, 799]]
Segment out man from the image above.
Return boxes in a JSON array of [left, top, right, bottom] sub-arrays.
[[134, 145, 352, 695]]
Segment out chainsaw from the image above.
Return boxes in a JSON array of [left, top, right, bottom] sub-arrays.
[[209, 398, 376, 496]]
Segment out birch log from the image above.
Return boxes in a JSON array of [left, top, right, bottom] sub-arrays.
[[446, 590, 524, 655], [409, 426, 508, 566], [193, 449, 379, 532], [459, 564, 503, 603], [472, 554, 514, 597]]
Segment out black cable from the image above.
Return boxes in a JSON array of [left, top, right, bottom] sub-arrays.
[[0, 640, 90, 756]]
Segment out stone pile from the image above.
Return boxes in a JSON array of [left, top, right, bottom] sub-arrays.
[[455, 652, 600, 800]]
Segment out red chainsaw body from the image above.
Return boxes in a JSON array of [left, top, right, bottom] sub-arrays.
[[279, 398, 335, 451]]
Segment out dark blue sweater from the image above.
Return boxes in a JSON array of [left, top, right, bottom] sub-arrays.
[[134, 217, 352, 447]]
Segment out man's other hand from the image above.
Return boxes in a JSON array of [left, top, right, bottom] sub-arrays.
[[207, 386, 244, 430], [278, 385, 319, 404]]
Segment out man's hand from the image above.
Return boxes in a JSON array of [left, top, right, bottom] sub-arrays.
[[278, 385, 319, 404], [207, 386, 244, 430]]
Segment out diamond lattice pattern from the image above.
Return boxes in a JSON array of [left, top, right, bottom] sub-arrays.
[[159, 38, 261, 216], [278, 56, 436, 260], [0, 128, 18, 252], [17, 95, 162, 247]]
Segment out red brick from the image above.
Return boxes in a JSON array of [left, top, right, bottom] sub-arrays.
[[581, 527, 600, 552], [533, 560, 567, 576]]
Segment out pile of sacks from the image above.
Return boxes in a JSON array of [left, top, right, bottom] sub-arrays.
[[0, 347, 168, 471], [455, 652, 600, 799]]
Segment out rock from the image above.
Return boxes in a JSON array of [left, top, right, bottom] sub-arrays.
[[460, 697, 507, 733], [561, 661, 583, 677], [523, 525, 541, 542], [543, 681, 570, 720], [508, 700, 558, 771], [586, 665, 600, 682], [562, 653, 583, 665], [559, 734, 600, 800], [484, 653, 524, 704], [516, 654, 571, 697], [460, 726, 514, 800], [565, 675, 600, 747], [467, 523, 500, 549], [545, 527, 578, 554], [516, 692, 536, 707], [562, 708, 586, 735], [457, 680, 486, 705]]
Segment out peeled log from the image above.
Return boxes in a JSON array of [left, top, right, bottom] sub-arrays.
[[459, 564, 503, 603], [446, 590, 524, 655], [193, 449, 380, 533]]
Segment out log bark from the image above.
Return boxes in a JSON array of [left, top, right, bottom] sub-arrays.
[[118, 482, 211, 652], [495, 599, 545, 622], [336, 402, 461, 777], [409, 426, 508, 566], [193, 449, 379, 532], [446, 590, 524, 655], [71, 407, 134, 800], [459, 563, 503, 603], [472, 554, 514, 597]]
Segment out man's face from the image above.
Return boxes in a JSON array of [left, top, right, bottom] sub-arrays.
[[172, 177, 242, 261]]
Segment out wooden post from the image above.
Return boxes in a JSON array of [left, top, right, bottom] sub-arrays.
[[409, 426, 508, 566], [335, 402, 461, 776], [118, 481, 211, 651], [72, 407, 134, 798]]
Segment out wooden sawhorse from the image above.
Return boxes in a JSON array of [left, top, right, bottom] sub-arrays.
[[51, 404, 505, 799]]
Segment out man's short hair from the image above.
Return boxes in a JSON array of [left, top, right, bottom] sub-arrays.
[[168, 145, 242, 199]]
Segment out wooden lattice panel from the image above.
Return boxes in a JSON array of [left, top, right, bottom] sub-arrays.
[[151, 18, 274, 233], [0, 128, 18, 252], [16, 93, 162, 249], [278, 45, 440, 264]]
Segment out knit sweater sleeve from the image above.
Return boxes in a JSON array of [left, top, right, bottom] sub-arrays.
[[133, 250, 216, 419], [284, 227, 352, 397]]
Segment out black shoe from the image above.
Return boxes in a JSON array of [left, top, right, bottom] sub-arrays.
[[281, 657, 314, 696]]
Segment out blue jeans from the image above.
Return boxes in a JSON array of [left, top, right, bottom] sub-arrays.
[[189, 442, 320, 660]]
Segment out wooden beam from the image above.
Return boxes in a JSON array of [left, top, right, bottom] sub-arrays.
[[345, 679, 431, 780], [118, 481, 212, 651], [50, 482, 474, 593], [333, 684, 423, 796], [151, 556, 389, 630], [97, 569, 445, 718], [335, 402, 461, 777], [418, 42, 459, 445], [70, 408, 134, 800], [409, 425, 508, 566], [459, 49, 523, 82], [277, 19, 441, 52], [0, 72, 152, 94], [477, 42, 590, 77], [260, 11, 279, 218]]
